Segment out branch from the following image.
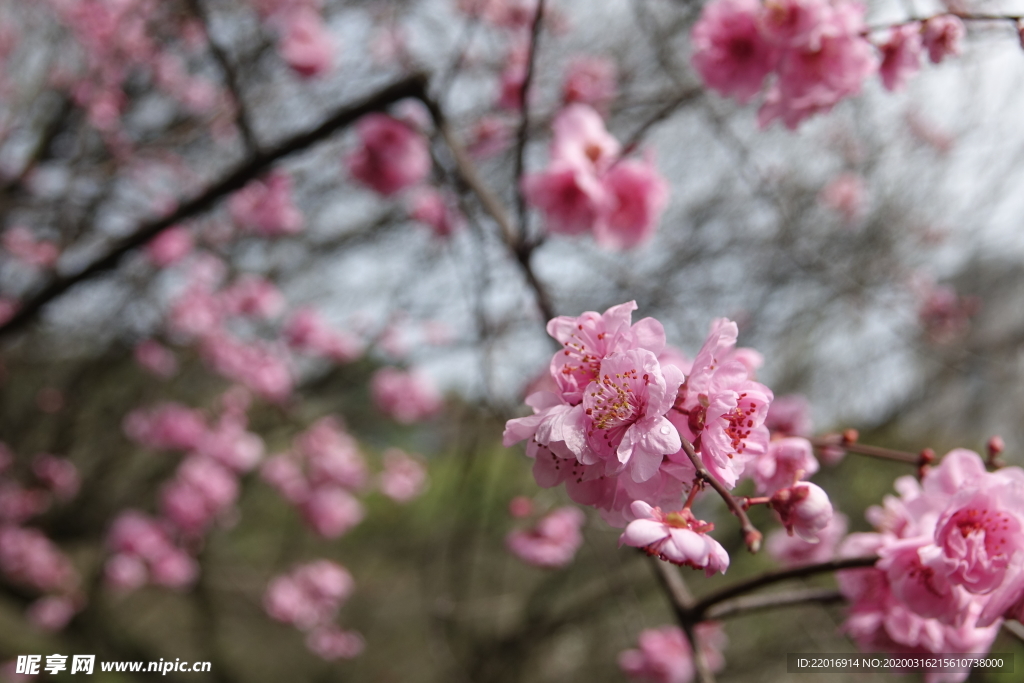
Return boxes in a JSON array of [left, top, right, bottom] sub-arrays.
[[649, 559, 714, 683], [809, 435, 922, 465], [690, 556, 878, 618], [0, 74, 428, 340], [678, 435, 762, 552], [421, 94, 556, 321], [512, 0, 547, 240], [706, 587, 845, 620], [186, 0, 259, 152]]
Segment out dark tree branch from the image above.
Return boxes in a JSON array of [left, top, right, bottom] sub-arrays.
[[706, 587, 845, 620], [0, 74, 428, 340], [512, 0, 547, 242]]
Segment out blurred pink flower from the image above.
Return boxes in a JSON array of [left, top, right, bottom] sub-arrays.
[[278, 8, 335, 77], [378, 449, 429, 503], [506, 506, 585, 568], [229, 171, 304, 237], [347, 114, 430, 196], [145, 226, 194, 267], [371, 368, 443, 424], [134, 339, 178, 379]]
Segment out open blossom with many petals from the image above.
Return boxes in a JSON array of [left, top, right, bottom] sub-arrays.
[[506, 506, 585, 568], [671, 318, 773, 488], [346, 114, 430, 196], [621, 501, 729, 575], [596, 158, 670, 251], [619, 623, 726, 683], [104, 511, 198, 591]]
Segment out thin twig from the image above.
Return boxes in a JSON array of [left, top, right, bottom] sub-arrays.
[[0, 74, 428, 340], [678, 435, 763, 552], [690, 556, 879, 618], [809, 436, 920, 464], [512, 0, 547, 241], [706, 587, 845, 620], [422, 94, 556, 321], [186, 0, 259, 152]]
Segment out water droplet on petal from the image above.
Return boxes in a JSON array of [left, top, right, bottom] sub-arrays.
[[660, 426, 671, 435]]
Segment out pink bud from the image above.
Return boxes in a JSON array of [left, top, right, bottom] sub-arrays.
[[769, 482, 833, 542]]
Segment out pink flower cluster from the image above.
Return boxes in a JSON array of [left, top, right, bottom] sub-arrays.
[[378, 449, 429, 503], [370, 367, 443, 424], [619, 623, 727, 683], [2, 227, 59, 269], [347, 113, 431, 196], [263, 560, 364, 660], [104, 511, 199, 591], [838, 448, 1024, 679], [261, 417, 367, 538], [522, 105, 669, 250], [229, 171, 304, 237], [506, 505, 585, 568], [505, 303, 839, 572], [690, 0, 966, 129], [284, 308, 364, 362]]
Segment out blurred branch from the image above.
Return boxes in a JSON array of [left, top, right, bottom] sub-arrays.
[[649, 560, 714, 683], [678, 435, 762, 553], [706, 587, 845, 620], [690, 556, 878, 618], [421, 94, 556, 321], [809, 434, 922, 465], [0, 73, 429, 340], [512, 0, 547, 242], [185, 0, 259, 153]]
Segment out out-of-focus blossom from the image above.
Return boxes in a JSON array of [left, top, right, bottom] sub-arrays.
[[378, 449, 429, 503], [123, 403, 207, 451], [32, 454, 80, 501], [347, 114, 430, 196], [619, 623, 727, 683], [305, 627, 365, 660], [2, 227, 59, 268], [277, 8, 335, 77], [922, 15, 964, 64], [691, 0, 778, 104], [134, 340, 178, 378], [819, 173, 866, 224], [408, 187, 463, 238], [371, 368, 443, 423], [507, 506, 585, 568], [878, 23, 922, 91], [146, 226, 194, 267], [229, 171, 304, 237]]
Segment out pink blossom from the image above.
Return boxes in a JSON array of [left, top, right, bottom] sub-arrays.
[[767, 511, 848, 566], [877, 537, 972, 625], [200, 333, 294, 401], [105, 553, 148, 591], [298, 417, 368, 490], [595, 158, 670, 251], [579, 348, 684, 483], [550, 104, 621, 173], [160, 457, 239, 534], [506, 506, 585, 568], [749, 436, 818, 495], [134, 339, 178, 378], [769, 481, 833, 542], [672, 318, 773, 488], [302, 486, 365, 538], [220, 276, 285, 320], [261, 455, 310, 504], [145, 226, 194, 267], [0, 483, 49, 525], [691, 0, 779, 104], [878, 23, 922, 91], [27, 595, 79, 632], [758, 5, 878, 130], [305, 627, 365, 660], [370, 367, 443, 423], [0, 526, 78, 593], [497, 55, 527, 111], [408, 187, 463, 238], [123, 403, 207, 451], [819, 173, 866, 223], [379, 449, 429, 503], [521, 163, 610, 235], [922, 16, 964, 64], [197, 419, 265, 473], [758, 0, 828, 49], [2, 227, 59, 268], [264, 559, 354, 630], [932, 483, 1024, 595], [32, 454, 80, 501], [284, 308, 363, 362], [620, 501, 729, 575], [764, 394, 812, 437], [619, 623, 726, 683], [509, 496, 533, 518], [149, 549, 199, 588], [228, 171, 304, 237], [545, 300, 666, 405], [277, 8, 334, 78], [167, 286, 223, 341], [563, 57, 617, 112], [346, 114, 430, 196]]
